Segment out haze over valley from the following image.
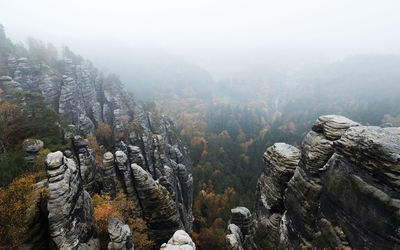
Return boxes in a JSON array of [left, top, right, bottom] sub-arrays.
[[0, 1, 400, 249]]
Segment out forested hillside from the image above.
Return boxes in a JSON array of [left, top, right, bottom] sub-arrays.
[[143, 53, 400, 249]]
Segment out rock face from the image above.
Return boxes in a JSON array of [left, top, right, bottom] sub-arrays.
[[45, 151, 99, 249], [131, 163, 181, 246], [230, 207, 252, 236], [22, 139, 44, 165], [225, 224, 244, 250], [243, 143, 300, 249], [107, 217, 134, 250], [160, 230, 196, 250], [244, 115, 400, 249], [0, 34, 194, 246]]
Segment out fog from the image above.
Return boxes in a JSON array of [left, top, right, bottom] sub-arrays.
[[1, 0, 400, 79]]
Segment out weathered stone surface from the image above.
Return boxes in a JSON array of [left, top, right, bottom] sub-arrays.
[[333, 126, 400, 192], [230, 207, 251, 236], [312, 115, 359, 140], [256, 143, 300, 219], [225, 224, 244, 250], [318, 126, 400, 249], [73, 136, 97, 193], [99, 152, 118, 196], [107, 217, 134, 250], [245, 115, 400, 250], [131, 164, 181, 246], [160, 230, 196, 250], [45, 151, 99, 249], [22, 139, 44, 165], [301, 131, 334, 174], [1, 32, 194, 246]]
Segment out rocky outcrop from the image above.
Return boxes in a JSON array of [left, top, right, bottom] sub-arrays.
[[230, 207, 251, 236], [72, 136, 98, 193], [243, 143, 300, 249], [107, 217, 134, 250], [131, 163, 181, 246], [244, 115, 400, 249], [160, 230, 196, 250], [225, 224, 244, 250], [46, 151, 99, 249], [22, 139, 44, 165], [255, 143, 300, 218], [1, 27, 193, 247]]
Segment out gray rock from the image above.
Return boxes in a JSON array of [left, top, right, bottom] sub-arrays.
[[131, 164, 181, 246], [45, 151, 99, 249], [312, 115, 360, 140], [2, 40, 194, 241], [160, 230, 196, 250], [22, 139, 44, 165], [256, 143, 300, 219], [107, 217, 134, 250], [230, 207, 251, 236], [225, 224, 244, 250], [246, 115, 400, 249]]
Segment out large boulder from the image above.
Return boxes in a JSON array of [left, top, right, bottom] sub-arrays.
[[160, 230, 195, 250]]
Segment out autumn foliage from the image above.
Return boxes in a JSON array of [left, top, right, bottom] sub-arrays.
[[92, 191, 154, 250], [95, 122, 113, 148], [0, 173, 45, 248], [87, 133, 103, 164], [192, 183, 236, 250]]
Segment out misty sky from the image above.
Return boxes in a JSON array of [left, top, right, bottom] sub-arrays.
[[1, 0, 400, 77]]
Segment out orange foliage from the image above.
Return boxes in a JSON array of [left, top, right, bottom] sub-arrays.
[[95, 122, 113, 148], [192, 183, 236, 250], [191, 136, 208, 160], [0, 173, 45, 248], [0, 88, 17, 122], [240, 153, 250, 164], [240, 138, 254, 154], [87, 133, 102, 164], [92, 192, 154, 249]]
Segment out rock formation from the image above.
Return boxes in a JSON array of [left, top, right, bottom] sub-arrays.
[[22, 139, 44, 165], [237, 115, 400, 249], [225, 224, 244, 250], [0, 29, 194, 247], [46, 151, 99, 249], [131, 163, 181, 246], [107, 217, 134, 250], [160, 230, 196, 250]]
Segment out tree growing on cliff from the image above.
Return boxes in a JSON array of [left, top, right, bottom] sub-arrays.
[[0, 173, 45, 248], [95, 122, 113, 149], [92, 191, 154, 249]]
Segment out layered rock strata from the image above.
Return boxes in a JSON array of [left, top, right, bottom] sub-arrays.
[[107, 217, 134, 250], [45, 151, 99, 249], [242, 115, 400, 249]]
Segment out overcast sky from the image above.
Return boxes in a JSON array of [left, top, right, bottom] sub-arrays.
[[1, 0, 400, 76]]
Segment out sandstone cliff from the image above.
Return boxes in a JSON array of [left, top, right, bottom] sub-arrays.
[[229, 115, 400, 249], [0, 27, 193, 248]]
